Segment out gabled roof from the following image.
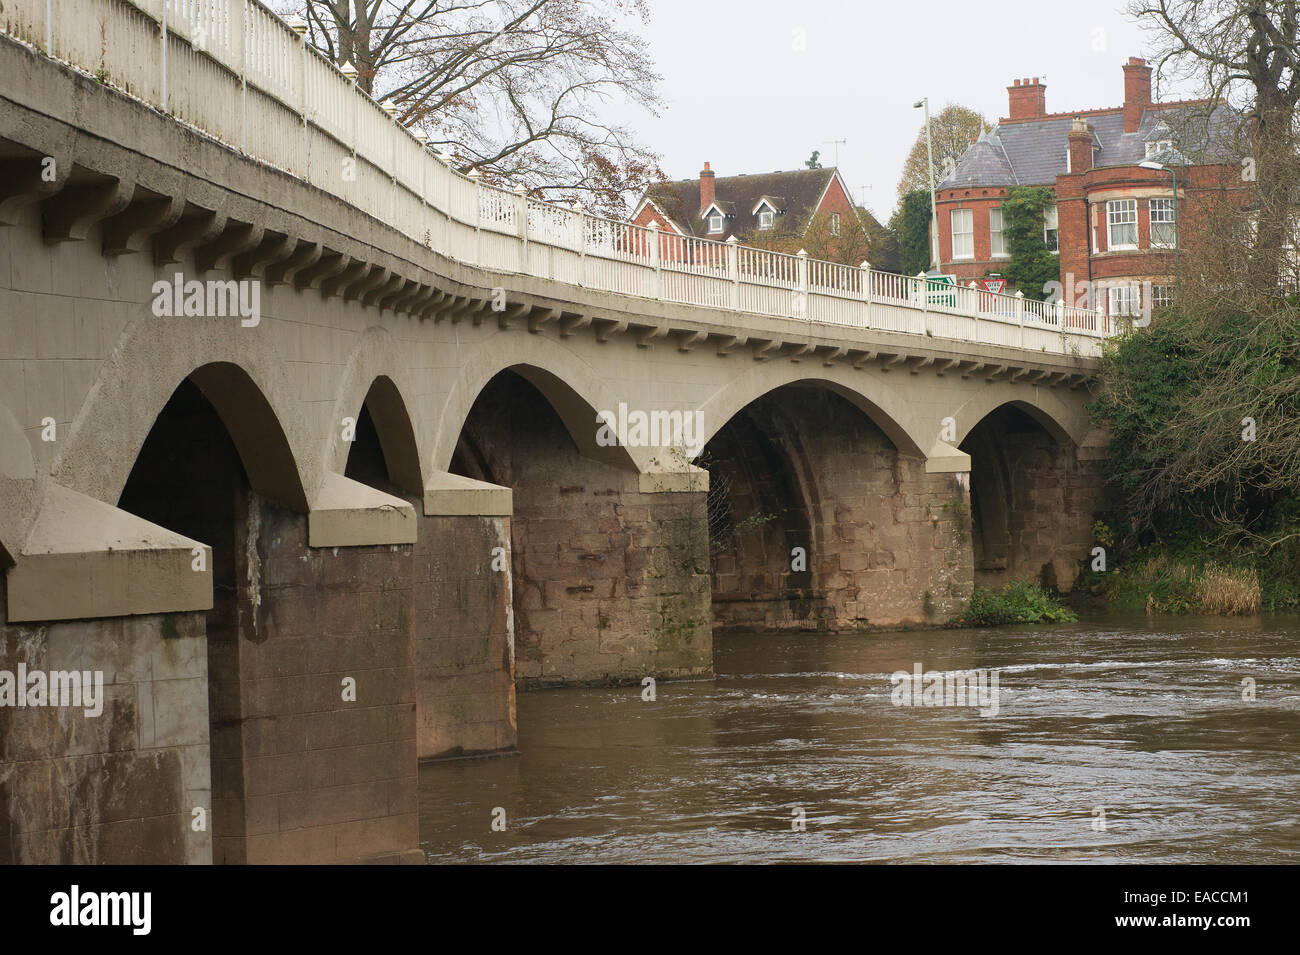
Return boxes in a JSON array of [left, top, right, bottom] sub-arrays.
[[939, 101, 1243, 189], [640, 167, 847, 240]]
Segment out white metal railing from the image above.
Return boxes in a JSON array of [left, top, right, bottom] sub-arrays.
[[0, 0, 1115, 356]]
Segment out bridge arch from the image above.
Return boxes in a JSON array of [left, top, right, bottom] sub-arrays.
[[700, 375, 957, 633], [53, 316, 313, 511], [432, 333, 640, 474], [329, 328, 425, 496], [695, 364, 929, 459], [956, 396, 1089, 590], [949, 388, 1084, 449]]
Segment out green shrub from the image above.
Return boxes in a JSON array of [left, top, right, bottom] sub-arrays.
[[949, 580, 1078, 627]]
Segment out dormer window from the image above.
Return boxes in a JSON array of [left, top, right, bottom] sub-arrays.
[[759, 210, 774, 230], [1145, 139, 1173, 157], [708, 214, 725, 234]]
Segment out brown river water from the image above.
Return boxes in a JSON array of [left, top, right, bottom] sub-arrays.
[[419, 614, 1300, 863]]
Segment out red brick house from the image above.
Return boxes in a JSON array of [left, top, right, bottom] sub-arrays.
[[632, 163, 863, 256], [934, 57, 1241, 316]]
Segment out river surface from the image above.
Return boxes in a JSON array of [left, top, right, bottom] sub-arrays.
[[419, 615, 1300, 863]]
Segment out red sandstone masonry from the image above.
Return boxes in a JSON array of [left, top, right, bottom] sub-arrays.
[[454, 373, 712, 687], [708, 389, 973, 632]]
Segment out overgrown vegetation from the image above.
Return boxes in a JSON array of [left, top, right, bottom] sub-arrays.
[[1080, 543, 1295, 614], [1079, 1, 1300, 617], [949, 581, 1079, 627], [1087, 308, 1300, 613], [1000, 186, 1058, 300]]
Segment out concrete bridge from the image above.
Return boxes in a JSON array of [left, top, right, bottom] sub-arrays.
[[0, 0, 1108, 864]]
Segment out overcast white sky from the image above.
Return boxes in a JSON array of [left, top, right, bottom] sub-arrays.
[[616, 0, 1199, 222]]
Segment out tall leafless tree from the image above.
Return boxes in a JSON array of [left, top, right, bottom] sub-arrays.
[[1130, 0, 1300, 299], [277, 0, 666, 215]]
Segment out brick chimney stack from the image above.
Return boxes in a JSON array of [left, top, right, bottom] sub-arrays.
[[1006, 77, 1046, 120], [1067, 118, 1094, 173], [699, 162, 715, 213], [1122, 57, 1152, 133]]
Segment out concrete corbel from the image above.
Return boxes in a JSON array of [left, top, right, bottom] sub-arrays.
[[347, 264, 393, 304], [343, 263, 387, 304], [0, 147, 74, 227], [194, 220, 265, 274], [101, 189, 185, 256], [638, 461, 710, 494], [319, 257, 367, 297], [308, 473, 417, 547], [153, 205, 228, 266], [635, 323, 668, 347], [5, 483, 212, 622], [924, 440, 972, 474], [42, 175, 136, 244], [676, 330, 707, 352], [560, 313, 593, 337], [297, 251, 351, 292], [264, 239, 321, 286], [232, 230, 296, 281], [372, 273, 412, 310], [422, 470, 512, 517], [594, 318, 628, 343], [527, 306, 560, 333], [715, 334, 747, 356]]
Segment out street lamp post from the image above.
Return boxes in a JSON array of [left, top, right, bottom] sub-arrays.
[[1139, 159, 1178, 290], [914, 97, 939, 272]]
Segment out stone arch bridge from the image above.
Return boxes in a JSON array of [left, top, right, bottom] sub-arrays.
[[0, 0, 1108, 864]]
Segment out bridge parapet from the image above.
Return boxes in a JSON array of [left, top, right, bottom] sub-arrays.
[[1, 0, 1113, 357]]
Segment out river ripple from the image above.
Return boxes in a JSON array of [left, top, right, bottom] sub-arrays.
[[419, 614, 1300, 863]]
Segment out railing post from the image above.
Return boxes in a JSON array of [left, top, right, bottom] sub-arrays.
[[1015, 290, 1025, 347], [916, 271, 928, 335], [650, 221, 663, 300], [515, 185, 528, 273], [238, 1, 249, 155], [342, 60, 359, 191], [572, 200, 585, 286], [969, 281, 979, 341], [726, 235, 739, 312], [381, 99, 399, 223], [796, 249, 809, 320], [438, 149, 453, 227], [468, 168, 482, 266], [287, 13, 309, 177], [860, 260, 872, 329]]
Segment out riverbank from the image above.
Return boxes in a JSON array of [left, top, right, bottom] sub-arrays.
[[1074, 543, 1300, 616]]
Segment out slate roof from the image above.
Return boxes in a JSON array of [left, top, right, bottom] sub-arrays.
[[641, 167, 842, 240], [939, 102, 1242, 189]]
